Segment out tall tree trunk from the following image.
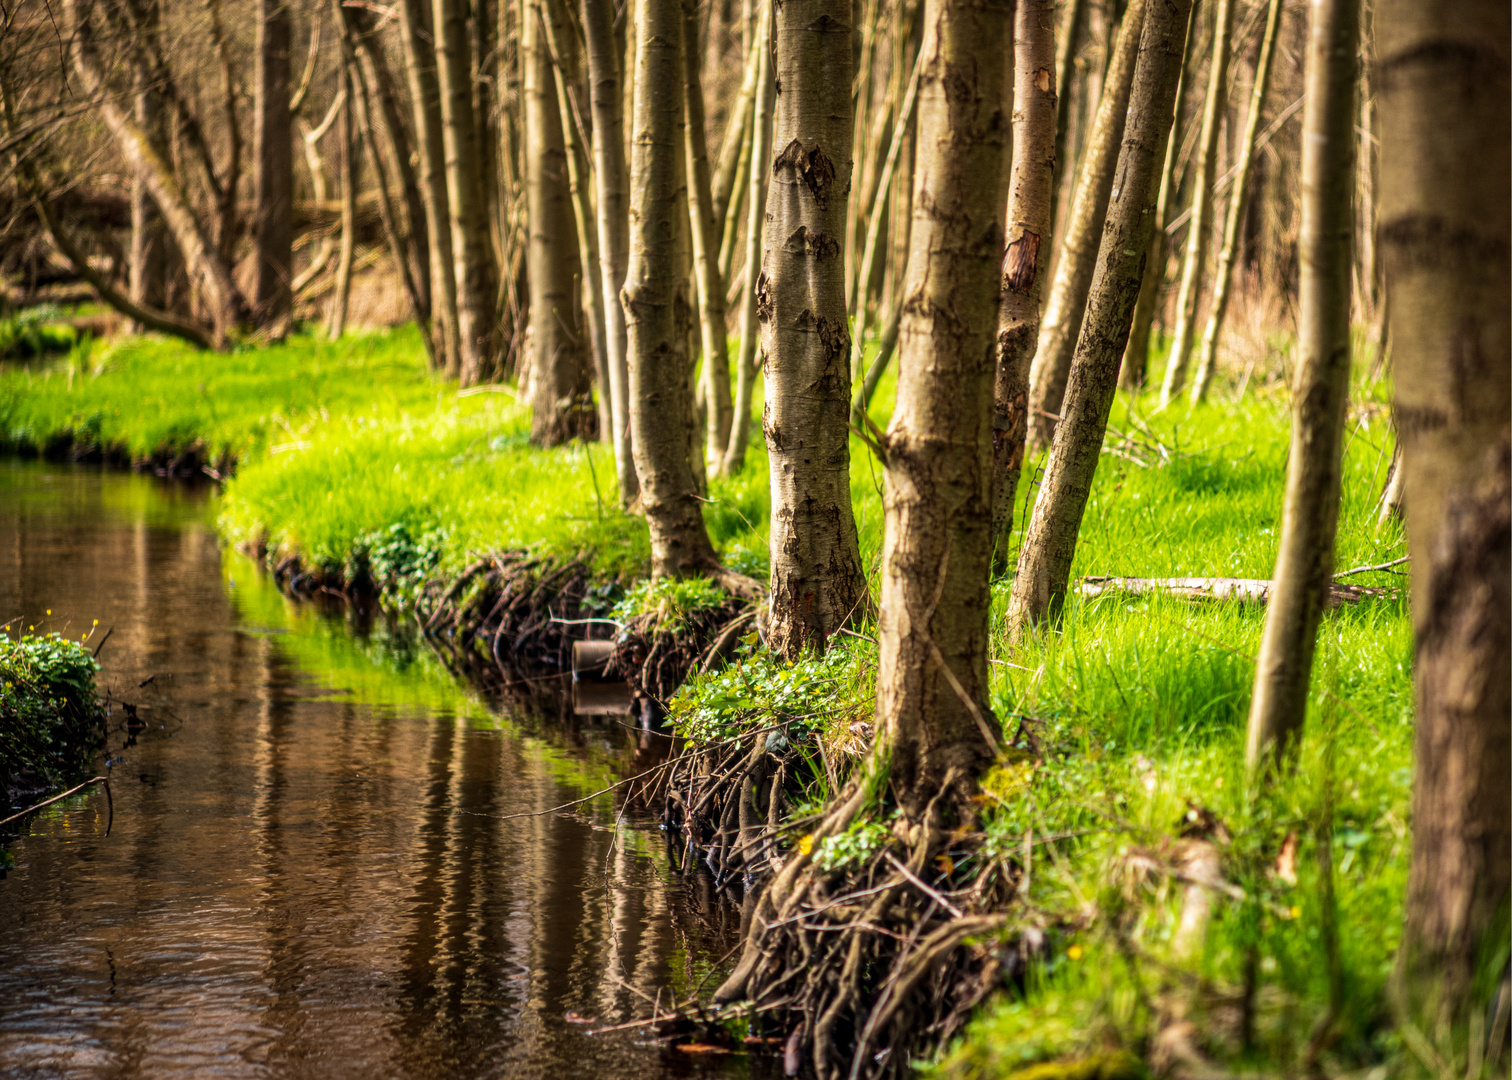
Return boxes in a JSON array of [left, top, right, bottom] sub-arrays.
[[253, 0, 294, 333], [682, 0, 732, 470], [1378, 0, 1511, 1052], [1190, 0, 1280, 403], [759, 0, 866, 658], [327, 64, 358, 339], [129, 52, 169, 321], [875, 0, 1012, 816], [335, 0, 434, 359], [522, 0, 594, 436], [1120, 2, 1196, 392], [848, 45, 923, 388], [1049, 0, 1088, 239], [1158, 0, 1235, 405], [400, 0, 462, 375], [542, 0, 612, 443], [66, 0, 246, 340], [719, 3, 772, 476], [624, 0, 723, 579], [1006, 0, 1193, 638], [438, 0, 502, 383], [990, 0, 1057, 575], [583, 0, 638, 503], [1243, 0, 1356, 765], [1024, 0, 1145, 451], [206, 0, 242, 272]]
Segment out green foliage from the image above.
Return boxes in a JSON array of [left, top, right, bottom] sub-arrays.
[[0, 631, 103, 796], [0, 306, 77, 360], [668, 637, 875, 746], [610, 575, 728, 632], [814, 818, 892, 872]]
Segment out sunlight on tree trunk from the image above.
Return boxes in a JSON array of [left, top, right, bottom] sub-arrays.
[[875, 0, 1012, 817], [1378, 0, 1511, 1059], [1007, 0, 1193, 640], [1159, 0, 1236, 406], [1025, 0, 1145, 452], [1244, 0, 1356, 767], [990, 0, 1057, 575]]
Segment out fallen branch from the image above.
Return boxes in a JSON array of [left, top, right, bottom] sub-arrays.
[[1078, 576, 1396, 606]]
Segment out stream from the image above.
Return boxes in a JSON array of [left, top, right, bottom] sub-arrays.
[[0, 461, 768, 1080]]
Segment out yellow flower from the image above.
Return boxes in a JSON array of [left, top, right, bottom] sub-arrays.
[[1290, 905, 1302, 920], [1067, 944, 1084, 961], [798, 834, 815, 856]]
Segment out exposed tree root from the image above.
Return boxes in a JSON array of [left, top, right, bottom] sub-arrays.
[[661, 734, 1047, 1080]]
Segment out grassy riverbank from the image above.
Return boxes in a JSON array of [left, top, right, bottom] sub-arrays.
[[0, 327, 1413, 1073]]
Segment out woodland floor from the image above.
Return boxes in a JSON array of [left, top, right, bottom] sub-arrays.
[[0, 321, 1416, 1075]]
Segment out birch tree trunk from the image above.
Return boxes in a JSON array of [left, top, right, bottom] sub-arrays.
[[991, 0, 1058, 574], [1190, 0, 1281, 403], [875, 0, 1012, 816], [1243, 0, 1356, 766], [541, 0, 612, 442], [1025, 0, 1145, 452], [437, 0, 501, 384], [759, 0, 866, 658], [682, 0, 732, 469], [1158, 0, 1236, 406], [624, 0, 724, 579], [1049, 0, 1088, 239], [719, 4, 772, 476], [253, 0, 294, 333], [1120, 4, 1195, 392], [400, 0, 462, 375], [1378, 0, 1510, 1049], [65, 0, 247, 341], [1007, 0, 1193, 638], [326, 63, 357, 340], [129, 57, 169, 320], [583, 0, 637, 502], [522, 0, 594, 436]]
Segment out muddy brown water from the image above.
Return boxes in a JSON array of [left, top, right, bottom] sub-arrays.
[[0, 462, 769, 1080]]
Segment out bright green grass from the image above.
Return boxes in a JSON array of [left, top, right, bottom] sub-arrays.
[[0, 326, 1414, 1072], [0, 327, 446, 462]]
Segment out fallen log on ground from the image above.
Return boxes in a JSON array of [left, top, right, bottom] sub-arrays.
[[1077, 576, 1398, 607]]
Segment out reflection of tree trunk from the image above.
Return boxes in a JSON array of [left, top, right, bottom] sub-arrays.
[[438, 0, 501, 383], [523, 0, 594, 438], [583, 0, 638, 503], [400, 0, 461, 374], [761, 0, 865, 659], [1378, 0, 1510, 1042], [1025, 0, 1144, 451], [624, 0, 723, 580], [1190, 0, 1280, 403], [720, 5, 771, 476], [682, 0, 732, 471], [1243, 0, 1356, 766], [1158, 0, 1235, 405], [1007, 0, 1192, 639], [253, 0, 295, 334], [990, 0, 1057, 576], [876, 0, 1011, 817]]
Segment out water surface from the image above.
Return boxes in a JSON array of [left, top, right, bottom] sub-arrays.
[[0, 462, 759, 1080]]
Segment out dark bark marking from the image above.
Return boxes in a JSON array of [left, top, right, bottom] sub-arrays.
[[773, 137, 838, 209], [1003, 230, 1041, 293], [755, 271, 774, 323]]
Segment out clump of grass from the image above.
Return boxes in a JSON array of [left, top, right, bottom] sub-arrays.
[[0, 630, 104, 805], [0, 306, 77, 361]]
